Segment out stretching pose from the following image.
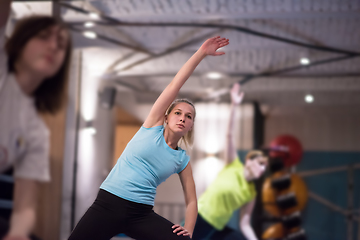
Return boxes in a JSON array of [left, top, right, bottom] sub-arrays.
[[69, 36, 229, 240], [0, 1, 72, 240], [192, 83, 268, 240]]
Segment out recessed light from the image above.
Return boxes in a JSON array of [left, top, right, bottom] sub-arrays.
[[305, 94, 314, 103], [206, 72, 222, 80], [84, 22, 95, 28], [83, 31, 97, 39], [89, 12, 100, 19], [300, 58, 310, 65]]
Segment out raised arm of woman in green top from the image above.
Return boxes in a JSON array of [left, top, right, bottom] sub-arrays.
[[224, 83, 244, 165]]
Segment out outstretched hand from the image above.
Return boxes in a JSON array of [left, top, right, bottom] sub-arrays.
[[230, 82, 244, 105], [199, 36, 229, 56]]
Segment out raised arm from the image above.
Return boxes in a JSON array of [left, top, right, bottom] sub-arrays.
[[173, 164, 197, 238], [239, 199, 258, 240], [0, 0, 11, 30], [143, 36, 229, 128], [224, 83, 244, 165]]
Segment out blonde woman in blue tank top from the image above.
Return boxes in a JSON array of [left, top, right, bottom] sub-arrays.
[[193, 83, 268, 240], [69, 36, 229, 240]]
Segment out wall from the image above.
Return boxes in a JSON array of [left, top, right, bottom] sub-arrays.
[[60, 49, 117, 240], [264, 105, 360, 240], [297, 152, 360, 240], [59, 50, 80, 240], [113, 125, 141, 166], [34, 108, 67, 240], [112, 107, 143, 166], [264, 106, 360, 152]]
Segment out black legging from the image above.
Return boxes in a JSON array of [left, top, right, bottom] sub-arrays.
[[69, 189, 191, 240], [192, 214, 246, 240]]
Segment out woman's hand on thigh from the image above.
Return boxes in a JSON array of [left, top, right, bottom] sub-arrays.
[[172, 224, 190, 237]]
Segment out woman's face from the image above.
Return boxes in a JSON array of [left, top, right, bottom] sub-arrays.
[[17, 25, 69, 79], [166, 102, 195, 136], [245, 156, 268, 180]]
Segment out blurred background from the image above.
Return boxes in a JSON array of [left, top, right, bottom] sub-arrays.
[[2, 0, 359, 240]]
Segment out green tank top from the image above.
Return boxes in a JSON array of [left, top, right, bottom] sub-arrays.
[[198, 157, 256, 230]]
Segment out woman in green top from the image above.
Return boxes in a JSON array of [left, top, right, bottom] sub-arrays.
[[192, 83, 268, 240]]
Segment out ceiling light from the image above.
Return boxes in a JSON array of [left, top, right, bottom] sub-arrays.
[[300, 58, 310, 65], [305, 94, 314, 103], [206, 72, 222, 80], [84, 22, 95, 28], [89, 12, 100, 19], [83, 31, 97, 39]]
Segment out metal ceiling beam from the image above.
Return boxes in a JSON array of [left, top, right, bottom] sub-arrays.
[[18, 1, 360, 20], [60, 2, 360, 91], [105, 22, 360, 56], [115, 29, 221, 73], [59, 2, 360, 56], [109, 27, 223, 73], [68, 25, 153, 54], [255, 54, 359, 78], [104, 29, 155, 71], [114, 79, 144, 92], [198, 54, 360, 100], [106, 52, 139, 73], [238, 54, 359, 85], [114, 72, 360, 79], [75, 12, 360, 21]]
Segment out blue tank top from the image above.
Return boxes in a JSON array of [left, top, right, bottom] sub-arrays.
[[100, 125, 190, 206]]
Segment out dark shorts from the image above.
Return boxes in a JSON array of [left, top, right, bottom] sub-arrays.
[[192, 214, 246, 240]]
